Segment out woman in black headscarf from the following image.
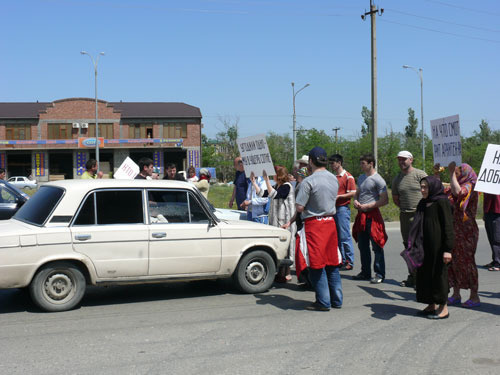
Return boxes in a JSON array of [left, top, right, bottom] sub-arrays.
[[403, 176, 454, 319]]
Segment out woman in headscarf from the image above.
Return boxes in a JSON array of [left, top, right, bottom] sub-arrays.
[[262, 166, 296, 282], [446, 163, 480, 308], [405, 176, 454, 319]]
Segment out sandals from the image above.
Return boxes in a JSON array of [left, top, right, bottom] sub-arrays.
[[447, 296, 461, 305], [461, 299, 481, 308], [488, 266, 500, 272]]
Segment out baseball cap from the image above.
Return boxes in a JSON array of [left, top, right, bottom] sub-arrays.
[[199, 168, 210, 176], [397, 151, 413, 159], [308, 146, 327, 160]]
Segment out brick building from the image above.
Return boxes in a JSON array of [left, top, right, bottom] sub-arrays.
[[0, 98, 202, 180]]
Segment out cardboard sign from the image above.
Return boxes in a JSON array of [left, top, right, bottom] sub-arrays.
[[113, 157, 139, 179], [430, 114, 462, 166], [237, 134, 275, 178], [475, 144, 500, 194]]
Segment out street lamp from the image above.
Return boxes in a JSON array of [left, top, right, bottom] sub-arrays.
[[81, 51, 105, 172], [291, 82, 310, 163], [402, 65, 425, 170]]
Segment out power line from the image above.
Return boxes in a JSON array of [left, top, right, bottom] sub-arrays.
[[423, 0, 500, 17], [380, 18, 500, 44], [386, 8, 500, 33]]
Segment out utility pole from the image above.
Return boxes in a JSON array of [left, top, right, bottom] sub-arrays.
[[362, 1, 383, 166], [332, 127, 340, 153]]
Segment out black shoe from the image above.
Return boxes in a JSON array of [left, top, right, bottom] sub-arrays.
[[352, 272, 371, 280], [427, 312, 449, 320], [370, 275, 384, 284], [482, 261, 496, 268], [417, 309, 436, 316], [400, 275, 415, 288], [305, 302, 330, 312]]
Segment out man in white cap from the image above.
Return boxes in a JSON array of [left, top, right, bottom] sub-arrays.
[[392, 150, 427, 287]]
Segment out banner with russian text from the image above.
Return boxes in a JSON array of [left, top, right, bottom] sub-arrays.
[[237, 134, 275, 178], [475, 144, 500, 194], [430, 114, 462, 166]]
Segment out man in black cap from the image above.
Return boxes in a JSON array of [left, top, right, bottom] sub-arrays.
[[285, 146, 343, 311]]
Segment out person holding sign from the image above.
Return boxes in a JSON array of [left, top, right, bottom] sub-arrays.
[[241, 172, 269, 224], [446, 163, 481, 308], [483, 193, 500, 271]]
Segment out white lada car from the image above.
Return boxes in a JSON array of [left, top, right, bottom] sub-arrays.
[[0, 179, 291, 312]]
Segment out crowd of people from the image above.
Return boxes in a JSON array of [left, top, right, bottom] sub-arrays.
[[227, 147, 499, 318], [73, 151, 499, 318]]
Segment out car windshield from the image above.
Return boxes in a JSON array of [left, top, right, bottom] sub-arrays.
[[14, 186, 65, 226]]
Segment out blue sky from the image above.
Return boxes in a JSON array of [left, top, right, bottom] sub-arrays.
[[1, 0, 499, 140]]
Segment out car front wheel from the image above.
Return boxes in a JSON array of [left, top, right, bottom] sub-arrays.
[[234, 250, 276, 293], [29, 262, 86, 312]]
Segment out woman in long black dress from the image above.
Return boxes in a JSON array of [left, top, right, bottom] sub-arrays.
[[414, 176, 454, 319]]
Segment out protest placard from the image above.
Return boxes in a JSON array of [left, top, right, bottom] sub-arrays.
[[475, 144, 500, 194], [237, 134, 275, 178], [113, 156, 139, 179], [430, 114, 462, 166]]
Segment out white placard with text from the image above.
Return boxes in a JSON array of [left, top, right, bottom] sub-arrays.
[[430, 114, 462, 166], [237, 134, 275, 178], [113, 157, 139, 179], [475, 144, 500, 194]]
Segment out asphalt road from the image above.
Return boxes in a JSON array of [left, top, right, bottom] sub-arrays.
[[1, 223, 499, 375]]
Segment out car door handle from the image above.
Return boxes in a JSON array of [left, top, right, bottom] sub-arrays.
[[75, 234, 92, 241], [152, 232, 167, 238]]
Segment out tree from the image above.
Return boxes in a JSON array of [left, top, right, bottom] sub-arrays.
[[361, 106, 372, 136], [266, 132, 293, 170], [405, 107, 419, 139]]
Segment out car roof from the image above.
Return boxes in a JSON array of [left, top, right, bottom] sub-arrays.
[[44, 179, 198, 219]]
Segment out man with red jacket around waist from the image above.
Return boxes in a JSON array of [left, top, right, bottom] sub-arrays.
[[352, 153, 389, 284], [285, 146, 342, 311]]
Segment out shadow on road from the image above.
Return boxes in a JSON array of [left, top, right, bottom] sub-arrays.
[[254, 293, 311, 311], [358, 285, 415, 301], [364, 303, 418, 320]]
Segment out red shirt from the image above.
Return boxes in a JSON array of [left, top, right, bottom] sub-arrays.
[[336, 170, 356, 207], [484, 193, 500, 214]]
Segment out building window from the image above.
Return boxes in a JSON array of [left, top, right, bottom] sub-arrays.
[[88, 123, 113, 139], [163, 123, 187, 138], [48, 124, 72, 139], [128, 124, 153, 139], [5, 125, 32, 140]]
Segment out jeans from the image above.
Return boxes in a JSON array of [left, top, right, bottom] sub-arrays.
[[246, 210, 269, 224], [309, 266, 343, 308], [357, 218, 385, 279], [334, 205, 355, 265], [485, 212, 500, 265]]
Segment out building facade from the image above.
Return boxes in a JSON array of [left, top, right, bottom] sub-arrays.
[[0, 98, 202, 180]]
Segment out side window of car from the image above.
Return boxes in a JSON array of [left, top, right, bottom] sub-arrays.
[[73, 193, 95, 225], [96, 190, 144, 224], [147, 190, 189, 223], [188, 193, 210, 223], [0, 186, 16, 203]]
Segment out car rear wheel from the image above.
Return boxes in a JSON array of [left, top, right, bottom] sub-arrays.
[[29, 262, 86, 312], [234, 250, 276, 293]]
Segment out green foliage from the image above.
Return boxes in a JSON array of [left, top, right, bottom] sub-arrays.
[[405, 107, 419, 139], [202, 108, 493, 188], [361, 106, 372, 136], [266, 132, 294, 170]]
